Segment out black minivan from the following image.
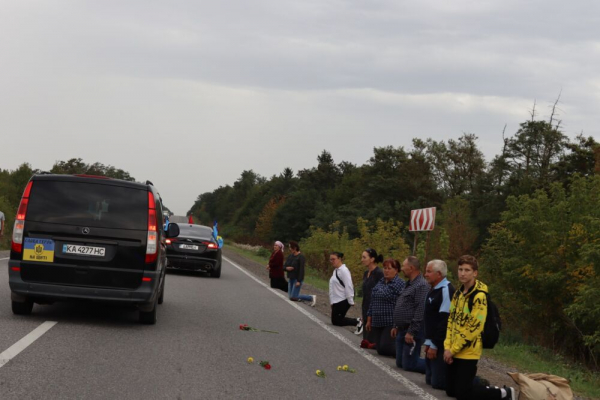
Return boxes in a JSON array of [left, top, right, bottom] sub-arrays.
[[8, 174, 180, 324]]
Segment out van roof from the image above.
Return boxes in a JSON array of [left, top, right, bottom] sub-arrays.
[[31, 174, 150, 190]]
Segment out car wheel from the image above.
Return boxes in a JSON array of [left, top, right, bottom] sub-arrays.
[[158, 277, 165, 305], [12, 299, 34, 315], [211, 267, 221, 278], [139, 298, 157, 325]]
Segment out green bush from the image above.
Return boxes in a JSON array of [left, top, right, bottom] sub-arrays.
[[302, 218, 411, 285], [256, 247, 271, 258], [482, 175, 600, 367]]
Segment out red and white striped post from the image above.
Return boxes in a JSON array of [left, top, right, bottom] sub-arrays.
[[409, 207, 437, 259]]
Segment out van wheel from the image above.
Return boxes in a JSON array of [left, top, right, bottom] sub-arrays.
[[158, 278, 165, 305], [139, 299, 157, 325], [12, 300, 34, 315]]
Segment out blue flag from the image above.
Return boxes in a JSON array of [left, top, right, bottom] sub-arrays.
[[213, 220, 218, 240]]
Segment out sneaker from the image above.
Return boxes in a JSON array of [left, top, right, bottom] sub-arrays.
[[503, 386, 516, 400], [355, 318, 364, 335], [310, 295, 317, 307]]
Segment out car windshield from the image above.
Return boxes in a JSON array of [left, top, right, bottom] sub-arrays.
[[27, 180, 148, 230]]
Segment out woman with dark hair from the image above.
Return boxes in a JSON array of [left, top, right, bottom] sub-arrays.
[[266, 241, 287, 292], [360, 248, 384, 339], [284, 241, 316, 306], [365, 259, 405, 357], [328, 252, 362, 333]]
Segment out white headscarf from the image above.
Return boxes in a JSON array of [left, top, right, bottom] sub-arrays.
[[275, 241, 285, 251]]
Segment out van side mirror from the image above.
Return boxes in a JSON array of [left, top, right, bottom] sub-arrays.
[[166, 223, 180, 238]]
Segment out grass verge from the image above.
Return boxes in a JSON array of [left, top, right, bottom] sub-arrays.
[[487, 341, 600, 399]]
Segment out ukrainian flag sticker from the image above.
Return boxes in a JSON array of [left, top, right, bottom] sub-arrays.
[[23, 238, 55, 263]]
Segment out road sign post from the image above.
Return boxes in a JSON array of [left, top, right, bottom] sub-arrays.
[[409, 207, 436, 261]]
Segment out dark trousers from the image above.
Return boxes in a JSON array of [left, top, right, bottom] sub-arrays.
[[396, 330, 426, 373], [362, 309, 376, 342], [270, 277, 288, 293], [425, 347, 447, 390], [446, 358, 502, 400], [370, 326, 396, 357], [331, 300, 357, 326]]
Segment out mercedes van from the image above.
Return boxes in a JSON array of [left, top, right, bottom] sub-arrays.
[[8, 174, 180, 324]]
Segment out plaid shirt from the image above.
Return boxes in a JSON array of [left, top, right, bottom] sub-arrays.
[[367, 276, 405, 327], [393, 274, 429, 336]]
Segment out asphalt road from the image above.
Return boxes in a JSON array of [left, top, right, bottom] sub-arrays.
[[0, 253, 454, 399]]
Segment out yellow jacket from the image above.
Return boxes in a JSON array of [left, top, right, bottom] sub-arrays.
[[444, 280, 488, 360]]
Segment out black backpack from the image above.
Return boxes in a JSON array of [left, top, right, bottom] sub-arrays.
[[465, 290, 501, 349]]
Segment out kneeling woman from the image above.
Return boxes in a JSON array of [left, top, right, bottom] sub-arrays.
[[329, 252, 363, 334], [366, 259, 405, 357]]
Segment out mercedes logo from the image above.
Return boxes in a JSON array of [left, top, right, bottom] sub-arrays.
[[82, 227, 90, 235]]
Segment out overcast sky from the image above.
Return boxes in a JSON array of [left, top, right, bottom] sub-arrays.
[[1, 0, 599, 214]]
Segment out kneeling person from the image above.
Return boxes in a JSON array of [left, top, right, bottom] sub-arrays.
[[423, 259, 455, 390]]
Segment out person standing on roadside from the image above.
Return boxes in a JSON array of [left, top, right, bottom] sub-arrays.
[[0, 210, 5, 240], [284, 241, 316, 306], [443, 255, 515, 400], [423, 259, 455, 390], [361, 248, 384, 340], [365, 259, 405, 356], [266, 241, 287, 293], [329, 252, 362, 333], [392, 256, 428, 373]]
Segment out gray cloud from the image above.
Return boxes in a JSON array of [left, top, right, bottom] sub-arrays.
[[1, 0, 598, 214]]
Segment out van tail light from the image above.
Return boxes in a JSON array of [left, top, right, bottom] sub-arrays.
[[142, 277, 152, 282], [204, 242, 218, 250], [145, 191, 158, 263], [11, 181, 33, 253]]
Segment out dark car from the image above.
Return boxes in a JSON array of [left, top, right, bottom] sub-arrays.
[[8, 174, 180, 324], [166, 224, 222, 278]]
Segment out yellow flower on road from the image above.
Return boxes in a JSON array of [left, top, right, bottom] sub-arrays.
[[343, 365, 348, 371], [247, 357, 254, 364], [337, 366, 342, 371]]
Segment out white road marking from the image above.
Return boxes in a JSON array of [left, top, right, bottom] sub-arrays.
[[223, 256, 438, 400], [0, 321, 58, 368]]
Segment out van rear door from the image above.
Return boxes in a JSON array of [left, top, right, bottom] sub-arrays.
[[20, 179, 148, 290]]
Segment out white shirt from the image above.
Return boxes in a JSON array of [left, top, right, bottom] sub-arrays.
[[329, 264, 355, 305]]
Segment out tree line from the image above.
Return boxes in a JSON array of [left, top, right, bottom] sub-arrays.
[[188, 110, 600, 369], [0, 159, 138, 249]]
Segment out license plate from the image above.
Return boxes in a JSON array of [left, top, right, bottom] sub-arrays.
[[179, 244, 199, 250], [63, 244, 106, 257]]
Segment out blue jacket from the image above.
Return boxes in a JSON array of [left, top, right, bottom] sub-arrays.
[[424, 278, 455, 350]]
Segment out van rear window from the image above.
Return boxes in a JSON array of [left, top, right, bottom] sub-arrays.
[[27, 181, 147, 230]]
